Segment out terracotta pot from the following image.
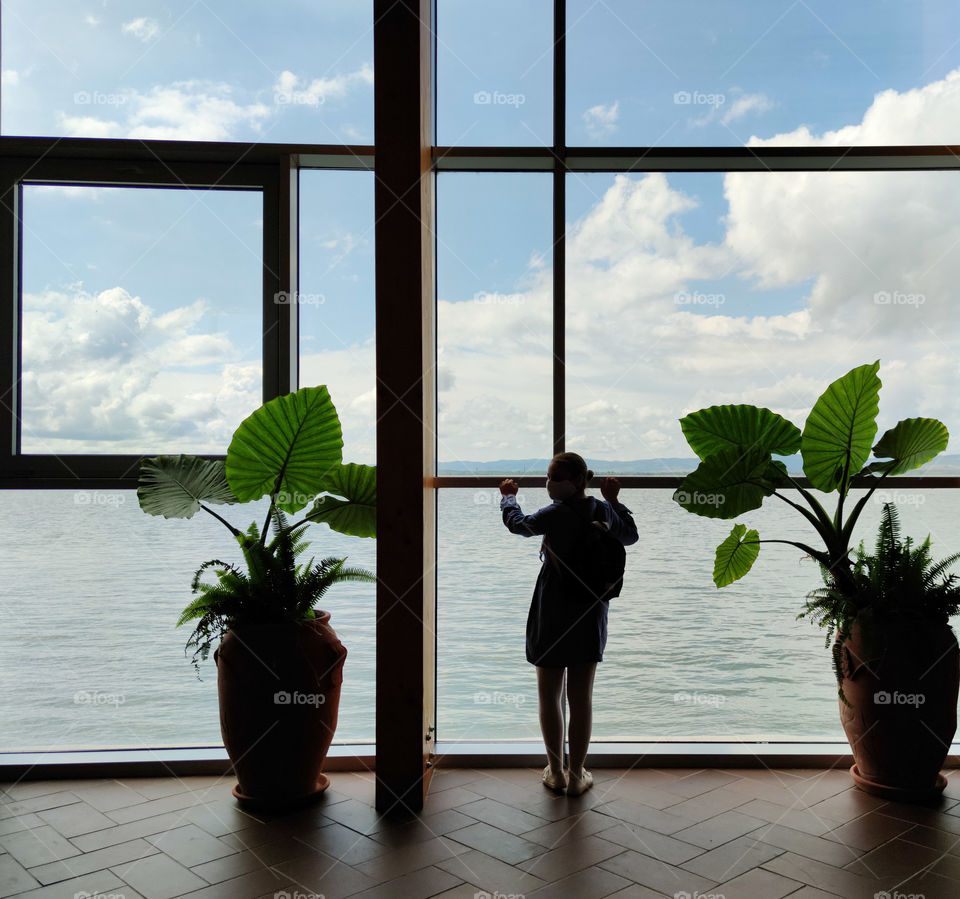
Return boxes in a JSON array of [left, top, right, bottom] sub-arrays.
[[836, 617, 959, 802], [214, 612, 347, 810]]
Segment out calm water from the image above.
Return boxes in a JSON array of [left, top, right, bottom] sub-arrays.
[[1, 487, 957, 750]]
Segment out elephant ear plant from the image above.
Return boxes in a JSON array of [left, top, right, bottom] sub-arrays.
[[672, 362, 951, 695], [673, 361, 948, 589], [137, 385, 377, 674]]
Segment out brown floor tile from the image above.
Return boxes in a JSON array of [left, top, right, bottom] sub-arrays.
[[712, 864, 805, 899], [593, 797, 699, 835], [436, 847, 548, 894], [822, 808, 916, 852], [599, 847, 720, 896], [516, 833, 626, 882], [0, 823, 82, 867], [526, 863, 633, 898], [36, 799, 118, 837], [595, 818, 704, 865], [145, 823, 237, 867], [672, 809, 769, 850], [733, 796, 850, 835], [445, 820, 548, 864], [353, 834, 471, 882], [28, 837, 159, 885], [761, 850, 886, 899], [679, 832, 785, 881], [520, 808, 618, 848], [843, 835, 945, 879], [176, 865, 293, 899], [348, 863, 462, 898], [456, 796, 551, 834], [0, 852, 41, 895], [111, 851, 209, 899]]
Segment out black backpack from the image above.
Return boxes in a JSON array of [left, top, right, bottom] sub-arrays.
[[552, 500, 627, 602]]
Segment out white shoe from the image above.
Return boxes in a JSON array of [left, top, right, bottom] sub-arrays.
[[542, 765, 568, 792], [566, 769, 593, 796]]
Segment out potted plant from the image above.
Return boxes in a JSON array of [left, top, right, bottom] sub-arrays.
[[801, 501, 960, 801], [672, 360, 958, 800], [137, 385, 377, 810]]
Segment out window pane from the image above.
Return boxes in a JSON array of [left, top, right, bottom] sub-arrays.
[[20, 185, 262, 454], [437, 173, 553, 472], [440, 487, 957, 740], [565, 170, 960, 464], [566, 0, 960, 146], [437, 0, 552, 146], [298, 170, 376, 462], [0, 490, 375, 750], [297, 168, 376, 745], [1, 1, 373, 142]]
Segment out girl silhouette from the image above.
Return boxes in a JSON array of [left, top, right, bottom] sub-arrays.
[[499, 452, 638, 795]]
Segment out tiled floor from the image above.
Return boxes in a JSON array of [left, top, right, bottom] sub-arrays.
[[2, 767, 960, 898]]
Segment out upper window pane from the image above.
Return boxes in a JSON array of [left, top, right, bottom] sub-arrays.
[[566, 0, 960, 146], [437, 0, 553, 147], [437, 173, 553, 472], [20, 185, 262, 454], [1, 1, 373, 142]]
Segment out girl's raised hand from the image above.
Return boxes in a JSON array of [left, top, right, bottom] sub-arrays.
[[601, 476, 620, 502], [499, 478, 519, 496]]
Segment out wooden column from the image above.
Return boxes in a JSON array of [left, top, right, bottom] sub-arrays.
[[373, 0, 436, 813]]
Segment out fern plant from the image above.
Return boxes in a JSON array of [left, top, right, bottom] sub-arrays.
[[799, 502, 960, 705], [179, 507, 375, 674], [137, 385, 378, 677]]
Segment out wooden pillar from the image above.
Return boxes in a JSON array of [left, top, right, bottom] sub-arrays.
[[373, 0, 436, 813]]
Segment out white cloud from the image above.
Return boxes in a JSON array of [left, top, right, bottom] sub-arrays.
[[121, 17, 160, 42], [583, 101, 619, 139], [274, 65, 374, 107], [1, 70, 19, 87], [21, 286, 257, 453], [84, 14, 100, 27], [60, 81, 271, 141], [721, 92, 774, 125]]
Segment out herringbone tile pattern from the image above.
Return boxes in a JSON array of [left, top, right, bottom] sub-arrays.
[[2, 767, 960, 898]]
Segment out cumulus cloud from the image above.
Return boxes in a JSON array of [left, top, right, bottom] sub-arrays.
[[60, 81, 271, 141], [721, 91, 774, 125], [121, 17, 160, 42], [583, 101, 619, 139], [274, 65, 374, 107], [21, 285, 258, 453], [57, 63, 374, 141]]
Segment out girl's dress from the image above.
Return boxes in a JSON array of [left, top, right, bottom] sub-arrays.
[[500, 493, 639, 667]]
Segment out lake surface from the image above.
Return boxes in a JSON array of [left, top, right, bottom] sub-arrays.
[[1, 486, 957, 750]]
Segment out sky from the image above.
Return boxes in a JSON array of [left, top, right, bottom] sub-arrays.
[[3, 1, 960, 467]]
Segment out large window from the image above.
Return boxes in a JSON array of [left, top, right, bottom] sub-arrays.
[[2, 2, 958, 756], [433, 2, 960, 746]]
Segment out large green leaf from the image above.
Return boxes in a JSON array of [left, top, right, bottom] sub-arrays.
[[305, 462, 377, 538], [138, 455, 237, 519], [226, 386, 343, 513], [865, 417, 950, 476], [713, 524, 760, 587], [680, 404, 801, 460], [801, 361, 881, 493], [673, 446, 778, 519]]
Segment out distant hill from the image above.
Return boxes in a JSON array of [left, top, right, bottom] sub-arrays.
[[437, 455, 960, 477]]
